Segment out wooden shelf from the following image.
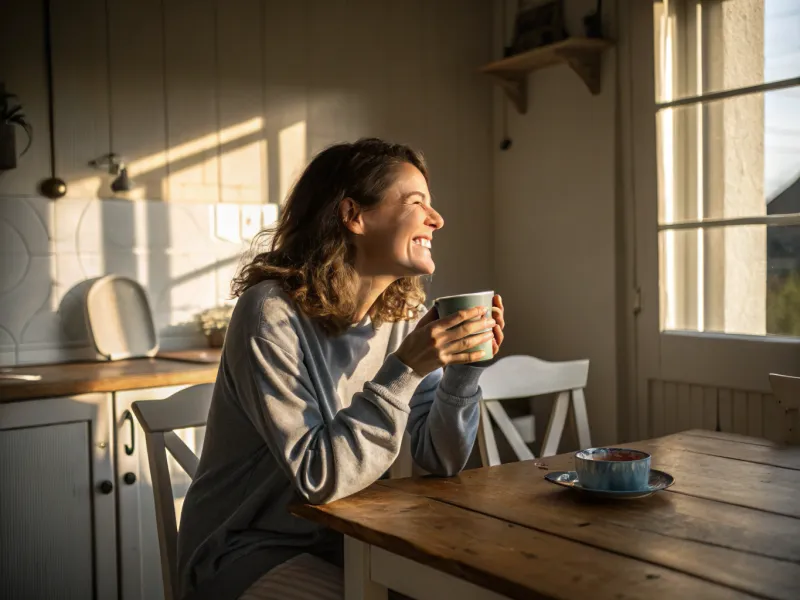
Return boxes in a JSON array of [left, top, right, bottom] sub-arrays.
[[480, 37, 614, 114]]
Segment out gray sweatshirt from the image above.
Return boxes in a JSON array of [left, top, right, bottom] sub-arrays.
[[177, 280, 483, 599]]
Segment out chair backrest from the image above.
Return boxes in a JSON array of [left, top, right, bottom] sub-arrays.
[[768, 373, 800, 444], [480, 355, 590, 401], [131, 383, 215, 600], [476, 355, 591, 465]]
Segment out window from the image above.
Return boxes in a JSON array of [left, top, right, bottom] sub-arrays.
[[654, 0, 800, 337]]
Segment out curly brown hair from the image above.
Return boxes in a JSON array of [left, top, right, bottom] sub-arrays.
[[231, 138, 429, 334]]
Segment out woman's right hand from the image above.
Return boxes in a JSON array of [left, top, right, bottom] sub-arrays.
[[394, 306, 495, 377]]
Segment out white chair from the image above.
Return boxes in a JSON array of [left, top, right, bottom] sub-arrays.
[[477, 355, 591, 467], [768, 373, 800, 445], [131, 383, 215, 600]]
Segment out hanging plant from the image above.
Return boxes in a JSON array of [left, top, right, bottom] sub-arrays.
[[0, 90, 33, 170]]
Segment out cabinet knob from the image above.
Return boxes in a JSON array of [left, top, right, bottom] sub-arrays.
[[123, 472, 137, 485], [98, 480, 114, 494]]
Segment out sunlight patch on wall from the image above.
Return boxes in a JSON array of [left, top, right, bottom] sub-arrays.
[[65, 176, 104, 200], [66, 117, 266, 203], [163, 117, 264, 202], [279, 120, 307, 205], [220, 138, 267, 203]]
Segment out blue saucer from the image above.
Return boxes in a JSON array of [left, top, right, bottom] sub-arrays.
[[544, 469, 675, 499]]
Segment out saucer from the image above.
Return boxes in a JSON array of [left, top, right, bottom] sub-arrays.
[[544, 469, 675, 499]]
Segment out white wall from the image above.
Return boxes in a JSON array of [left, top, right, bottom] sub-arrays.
[[0, 0, 493, 365], [492, 0, 621, 446]]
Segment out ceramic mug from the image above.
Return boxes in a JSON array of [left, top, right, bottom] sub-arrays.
[[574, 447, 651, 491], [434, 290, 495, 363]]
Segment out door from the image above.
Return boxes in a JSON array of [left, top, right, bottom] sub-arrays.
[[0, 393, 117, 600], [624, 0, 800, 441], [115, 386, 206, 600]]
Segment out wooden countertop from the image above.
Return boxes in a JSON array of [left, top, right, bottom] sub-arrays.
[[0, 349, 221, 402]]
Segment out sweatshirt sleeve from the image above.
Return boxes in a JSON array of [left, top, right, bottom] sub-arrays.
[[242, 328, 423, 505], [405, 362, 483, 476]]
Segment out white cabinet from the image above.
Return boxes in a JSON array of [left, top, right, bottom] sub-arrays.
[[0, 394, 117, 600], [115, 386, 206, 600], [0, 385, 207, 600]]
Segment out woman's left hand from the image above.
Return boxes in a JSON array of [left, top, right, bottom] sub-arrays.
[[491, 294, 505, 356]]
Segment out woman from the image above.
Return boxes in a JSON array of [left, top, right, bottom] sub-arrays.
[[177, 138, 505, 600]]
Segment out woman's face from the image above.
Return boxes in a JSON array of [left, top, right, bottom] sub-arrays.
[[353, 162, 444, 278]]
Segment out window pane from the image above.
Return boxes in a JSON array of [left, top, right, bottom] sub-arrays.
[[659, 224, 800, 337], [657, 87, 800, 224], [654, 0, 800, 104]]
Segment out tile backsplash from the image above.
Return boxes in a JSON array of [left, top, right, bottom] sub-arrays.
[[0, 196, 268, 365]]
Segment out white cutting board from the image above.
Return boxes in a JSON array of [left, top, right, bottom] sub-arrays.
[[86, 275, 159, 361]]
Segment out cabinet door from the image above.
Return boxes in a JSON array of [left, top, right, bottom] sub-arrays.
[[0, 393, 117, 600], [115, 386, 206, 600]]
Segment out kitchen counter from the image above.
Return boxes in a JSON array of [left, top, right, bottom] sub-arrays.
[[0, 349, 221, 402]]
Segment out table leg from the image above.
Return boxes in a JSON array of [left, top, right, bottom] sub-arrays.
[[344, 536, 388, 600], [370, 547, 509, 600]]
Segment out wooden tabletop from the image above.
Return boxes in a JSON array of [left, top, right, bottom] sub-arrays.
[[0, 349, 220, 402], [292, 430, 800, 600]]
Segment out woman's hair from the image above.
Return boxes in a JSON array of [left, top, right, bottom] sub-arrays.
[[231, 137, 429, 334]]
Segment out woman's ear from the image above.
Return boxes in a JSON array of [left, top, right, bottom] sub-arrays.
[[339, 197, 365, 235]]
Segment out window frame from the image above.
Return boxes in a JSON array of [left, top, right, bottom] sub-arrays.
[[656, 0, 800, 338]]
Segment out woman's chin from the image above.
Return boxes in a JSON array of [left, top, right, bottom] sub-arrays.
[[409, 260, 435, 276], [389, 256, 435, 277]]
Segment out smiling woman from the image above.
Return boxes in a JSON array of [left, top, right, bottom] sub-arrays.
[[177, 138, 505, 600]]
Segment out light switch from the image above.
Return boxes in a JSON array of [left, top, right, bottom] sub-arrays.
[[241, 205, 262, 241]]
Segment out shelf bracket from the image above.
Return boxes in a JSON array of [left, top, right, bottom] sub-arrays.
[[556, 49, 603, 95], [493, 75, 527, 115]]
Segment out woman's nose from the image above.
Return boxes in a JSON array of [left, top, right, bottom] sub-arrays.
[[427, 207, 444, 230]]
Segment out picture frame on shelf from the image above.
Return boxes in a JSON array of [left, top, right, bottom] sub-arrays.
[[508, 0, 568, 57]]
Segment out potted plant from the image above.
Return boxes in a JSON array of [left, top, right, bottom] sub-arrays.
[[197, 305, 235, 348], [0, 87, 33, 170]]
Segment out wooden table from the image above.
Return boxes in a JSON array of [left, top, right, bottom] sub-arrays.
[[291, 430, 800, 600]]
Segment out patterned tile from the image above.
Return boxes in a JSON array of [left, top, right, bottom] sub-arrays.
[[53, 197, 94, 255], [0, 325, 16, 365], [0, 197, 53, 256], [0, 256, 55, 343]]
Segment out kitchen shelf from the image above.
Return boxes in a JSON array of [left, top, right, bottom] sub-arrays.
[[480, 37, 614, 114]]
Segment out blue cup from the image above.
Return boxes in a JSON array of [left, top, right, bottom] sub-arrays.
[[574, 448, 651, 491]]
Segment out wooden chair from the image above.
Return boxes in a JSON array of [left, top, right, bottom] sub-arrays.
[[768, 373, 800, 445], [477, 355, 591, 467], [131, 383, 214, 600]]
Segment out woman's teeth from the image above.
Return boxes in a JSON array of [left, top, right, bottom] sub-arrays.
[[413, 238, 431, 249]]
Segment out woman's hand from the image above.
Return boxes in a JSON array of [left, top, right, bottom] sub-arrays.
[[395, 306, 496, 377], [491, 294, 505, 357]]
